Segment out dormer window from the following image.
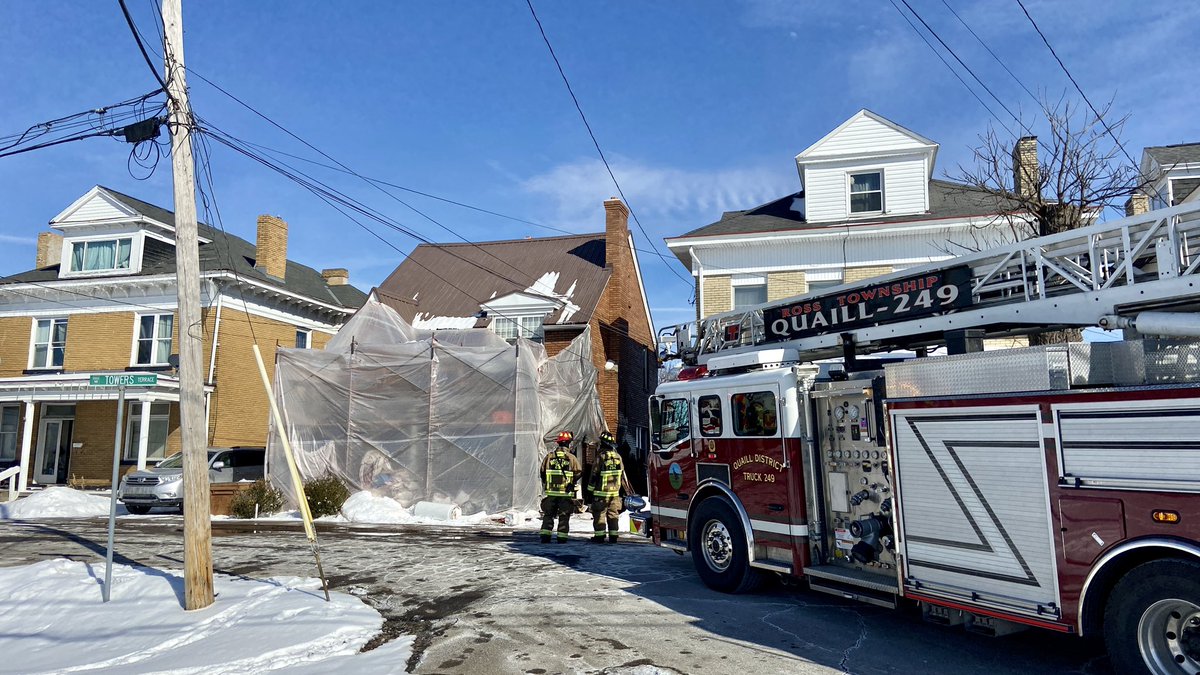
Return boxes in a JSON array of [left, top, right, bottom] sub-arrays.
[[68, 237, 132, 273], [492, 315, 544, 342], [849, 171, 883, 214]]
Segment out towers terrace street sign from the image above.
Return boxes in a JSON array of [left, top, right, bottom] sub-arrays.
[[88, 374, 159, 387]]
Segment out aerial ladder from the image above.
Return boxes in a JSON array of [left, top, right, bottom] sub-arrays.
[[665, 200, 1200, 365]]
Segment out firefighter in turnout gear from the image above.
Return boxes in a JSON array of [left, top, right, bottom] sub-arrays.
[[540, 430, 582, 543], [590, 431, 627, 543]]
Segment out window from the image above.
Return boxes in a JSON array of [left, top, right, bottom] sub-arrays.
[[68, 238, 132, 273], [698, 395, 723, 437], [849, 171, 883, 214], [653, 398, 691, 447], [135, 314, 174, 365], [123, 402, 171, 462], [733, 284, 767, 309], [0, 405, 18, 461], [732, 391, 779, 437], [806, 277, 844, 293], [295, 329, 311, 349], [31, 318, 67, 369], [492, 316, 544, 342]]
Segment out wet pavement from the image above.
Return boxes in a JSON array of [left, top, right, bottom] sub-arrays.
[[0, 517, 1113, 674]]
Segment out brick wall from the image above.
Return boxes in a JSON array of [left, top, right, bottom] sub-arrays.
[[63, 312, 138, 370], [767, 271, 806, 301], [844, 265, 894, 284], [0, 317, 30, 376], [67, 401, 118, 480], [700, 275, 732, 318], [207, 307, 301, 448]]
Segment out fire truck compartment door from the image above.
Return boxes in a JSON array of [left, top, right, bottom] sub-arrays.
[[892, 406, 1059, 611]]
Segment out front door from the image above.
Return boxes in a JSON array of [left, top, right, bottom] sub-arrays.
[[35, 418, 74, 484]]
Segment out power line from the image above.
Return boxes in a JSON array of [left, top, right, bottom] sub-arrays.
[[523, 0, 692, 289], [1013, 0, 1140, 167], [117, 0, 169, 93], [886, 0, 1015, 136], [938, 0, 1039, 106], [897, 0, 1026, 132]]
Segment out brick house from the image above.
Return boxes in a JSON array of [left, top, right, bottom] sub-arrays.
[[0, 186, 365, 491], [666, 109, 1026, 320], [374, 198, 656, 488]]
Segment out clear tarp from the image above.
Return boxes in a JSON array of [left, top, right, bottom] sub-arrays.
[[267, 297, 605, 514]]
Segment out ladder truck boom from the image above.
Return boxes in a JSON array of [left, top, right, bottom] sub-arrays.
[[666, 200, 1200, 364]]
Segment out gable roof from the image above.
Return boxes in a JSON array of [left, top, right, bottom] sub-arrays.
[[1145, 143, 1200, 169], [375, 233, 611, 327], [2, 186, 367, 310], [797, 109, 939, 160], [668, 179, 1018, 253]]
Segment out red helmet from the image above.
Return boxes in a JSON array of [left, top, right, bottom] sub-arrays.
[[556, 430, 574, 445]]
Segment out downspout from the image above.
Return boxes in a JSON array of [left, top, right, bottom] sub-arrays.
[[204, 283, 222, 445]]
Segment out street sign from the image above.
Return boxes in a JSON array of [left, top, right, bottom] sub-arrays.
[[88, 374, 158, 387]]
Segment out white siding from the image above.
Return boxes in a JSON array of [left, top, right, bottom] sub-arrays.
[[58, 193, 134, 224], [803, 114, 929, 158], [691, 219, 1017, 275], [804, 154, 928, 222]]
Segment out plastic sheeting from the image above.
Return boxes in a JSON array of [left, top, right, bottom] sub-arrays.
[[267, 298, 605, 514]]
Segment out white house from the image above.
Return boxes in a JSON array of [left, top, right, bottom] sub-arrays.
[[667, 110, 1024, 319], [1140, 143, 1200, 211]]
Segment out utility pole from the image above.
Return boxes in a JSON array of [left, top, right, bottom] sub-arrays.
[[163, 0, 213, 610]]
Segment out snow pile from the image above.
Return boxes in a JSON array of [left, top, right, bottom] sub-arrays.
[[0, 559, 412, 674], [0, 486, 124, 519], [340, 491, 492, 525]]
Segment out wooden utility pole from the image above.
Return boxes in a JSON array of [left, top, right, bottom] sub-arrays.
[[163, 0, 213, 610]]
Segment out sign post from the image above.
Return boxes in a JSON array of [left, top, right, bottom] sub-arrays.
[[89, 373, 157, 602]]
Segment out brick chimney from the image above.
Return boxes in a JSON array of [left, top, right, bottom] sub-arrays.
[[255, 214, 288, 279], [321, 268, 349, 286], [603, 197, 629, 271], [35, 232, 63, 269], [1012, 136, 1040, 200], [1125, 192, 1150, 217]]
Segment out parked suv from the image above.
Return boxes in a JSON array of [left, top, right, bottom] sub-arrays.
[[118, 447, 266, 514]]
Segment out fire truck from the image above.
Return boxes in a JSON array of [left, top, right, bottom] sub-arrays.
[[645, 201, 1200, 674]]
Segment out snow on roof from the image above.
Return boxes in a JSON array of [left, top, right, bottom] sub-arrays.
[[412, 313, 478, 330]]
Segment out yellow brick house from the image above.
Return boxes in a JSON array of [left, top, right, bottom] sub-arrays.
[[0, 186, 365, 492]]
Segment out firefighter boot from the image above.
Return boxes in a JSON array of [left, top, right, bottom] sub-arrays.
[[539, 532, 551, 544]]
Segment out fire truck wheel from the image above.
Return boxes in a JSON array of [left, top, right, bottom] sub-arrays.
[[1104, 558, 1200, 675], [690, 498, 761, 594]]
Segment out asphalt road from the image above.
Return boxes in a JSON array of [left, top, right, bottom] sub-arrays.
[[0, 518, 1113, 675]]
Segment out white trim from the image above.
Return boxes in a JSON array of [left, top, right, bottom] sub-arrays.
[[651, 505, 688, 520], [750, 519, 810, 537], [666, 214, 1017, 249], [847, 168, 885, 217], [50, 186, 137, 224], [217, 293, 341, 334], [28, 316, 68, 370], [294, 327, 312, 349], [730, 274, 766, 286], [627, 232, 655, 344], [59, 232, 141, 278], [796, 109, 939, 160]]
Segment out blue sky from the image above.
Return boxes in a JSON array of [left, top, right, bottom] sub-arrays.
[[1, 1, 1197, 331]]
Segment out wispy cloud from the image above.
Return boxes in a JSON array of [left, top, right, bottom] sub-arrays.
[[0, 234, 36, 245], [519, 156, 796, 233]]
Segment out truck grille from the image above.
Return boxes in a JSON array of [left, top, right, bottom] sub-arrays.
[[125, 476, 160, 486]]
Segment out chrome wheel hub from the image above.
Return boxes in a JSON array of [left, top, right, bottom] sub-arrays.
[[1139, 598, 1200, 674], [701, 519, 733, 572]]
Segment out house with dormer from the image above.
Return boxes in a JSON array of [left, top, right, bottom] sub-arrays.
[[666, 110, 1023, 319], [1140, 143, 1200, 211], [373, 198, 656, 479], [0, 186, 365, 492]]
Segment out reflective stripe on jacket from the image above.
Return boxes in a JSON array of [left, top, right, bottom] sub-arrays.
[[542, 449, 579, 497], [592, 449, 624, 498]]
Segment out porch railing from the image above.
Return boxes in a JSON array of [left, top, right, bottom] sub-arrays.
[[0, 466, 19, 502]]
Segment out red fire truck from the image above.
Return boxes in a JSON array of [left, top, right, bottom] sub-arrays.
[[646, 202, 1200, 674]]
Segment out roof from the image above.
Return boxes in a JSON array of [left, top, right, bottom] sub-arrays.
[[1145, 143, 1200, 169], [375, 233, 612, 326], [1, 187, 367, 310], [670, 179, 1019, 246]]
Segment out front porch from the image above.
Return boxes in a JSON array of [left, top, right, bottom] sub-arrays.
[[0, 372, 205, 492]]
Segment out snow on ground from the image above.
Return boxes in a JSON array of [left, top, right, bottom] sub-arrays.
[[0, 486, 127, 519], [0, 558, 412, 675], [339, 491, 492, 525]]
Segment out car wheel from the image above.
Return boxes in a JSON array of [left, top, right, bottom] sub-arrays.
[[1104, 558, 1200, 674], [690, 497, 761, 594], [125, 504, 152, 515]]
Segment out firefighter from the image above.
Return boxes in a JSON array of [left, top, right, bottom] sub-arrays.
[[540, 430, 582, 543], [589, 431, 627, 543]]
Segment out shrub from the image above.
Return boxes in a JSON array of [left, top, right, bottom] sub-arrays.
[[304, 474, 350, 518], [229, 480, 286, 519]]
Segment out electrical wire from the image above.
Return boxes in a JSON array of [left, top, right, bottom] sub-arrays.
[[117, 0, 169, 94], [938, 0, 1039, 105], [523, 0, 692, 289]]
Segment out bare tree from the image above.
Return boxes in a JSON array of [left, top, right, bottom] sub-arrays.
[[954, 96, 1150, 343]]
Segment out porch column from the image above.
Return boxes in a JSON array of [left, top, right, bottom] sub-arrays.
[[17, 399, 34, 492], [136, 398, 153, 470]]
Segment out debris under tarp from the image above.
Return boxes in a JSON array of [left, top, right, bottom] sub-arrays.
[[268, 297, 605, 514]]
